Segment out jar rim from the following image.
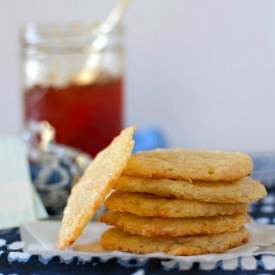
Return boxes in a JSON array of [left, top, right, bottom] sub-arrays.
[[20, 22, 123, 45]]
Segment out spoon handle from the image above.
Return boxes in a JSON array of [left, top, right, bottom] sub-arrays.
[[103, 0, 131, 31]]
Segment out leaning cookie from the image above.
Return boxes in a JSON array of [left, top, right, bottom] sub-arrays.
[[114, 176, 267, 204], [100, 227, 249, 256], [57, 126, 136, 250], [100, 211, 250, 237], [123, 149, 253, 181], [105, 191, 249, 218]]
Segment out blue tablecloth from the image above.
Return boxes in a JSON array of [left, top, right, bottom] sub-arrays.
[[1, 153, 275, 274]]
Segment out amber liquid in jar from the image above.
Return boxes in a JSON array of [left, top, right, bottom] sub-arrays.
[[24, 77, 123, 156]]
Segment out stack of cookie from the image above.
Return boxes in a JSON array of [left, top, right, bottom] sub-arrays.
[[100, 149, 267, 255]]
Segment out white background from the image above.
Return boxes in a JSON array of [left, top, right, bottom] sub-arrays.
[[0, 0, 275, 151]]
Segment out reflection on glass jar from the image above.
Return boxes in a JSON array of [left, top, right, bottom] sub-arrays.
[[21, 23, 124, 156]]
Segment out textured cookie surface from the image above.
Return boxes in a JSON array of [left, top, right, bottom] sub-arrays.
[[57, 126, 135, 249], [115, 176, 267, 203], [100, 211, 250, 237], [123, 149, 253, 181], [105, 191, 249, 217], [100, 227, 249, 256]]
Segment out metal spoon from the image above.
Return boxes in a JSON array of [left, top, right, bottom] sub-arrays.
[[75, 0, 131, 85]]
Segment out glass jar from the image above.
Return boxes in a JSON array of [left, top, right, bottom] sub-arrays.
[[20, 23, 124, 156]]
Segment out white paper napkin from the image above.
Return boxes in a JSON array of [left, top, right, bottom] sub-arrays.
[[0, 136, 48, 229], [20, 220, 275, 263]]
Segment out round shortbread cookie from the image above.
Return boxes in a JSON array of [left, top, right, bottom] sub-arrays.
[[105, 191, 249, 218], [123, 149, 253, 181], [100, 211, 250, 237], [114, 176, 267, 203], [100, 227, 249, 256], [57, 126, 135, 250]]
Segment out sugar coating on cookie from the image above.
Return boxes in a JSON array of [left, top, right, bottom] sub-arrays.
[[114, 176, 267, 203], [123, 149, 253, 181], [105, 191, 249, 218], [100, 227, 249, 256]]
